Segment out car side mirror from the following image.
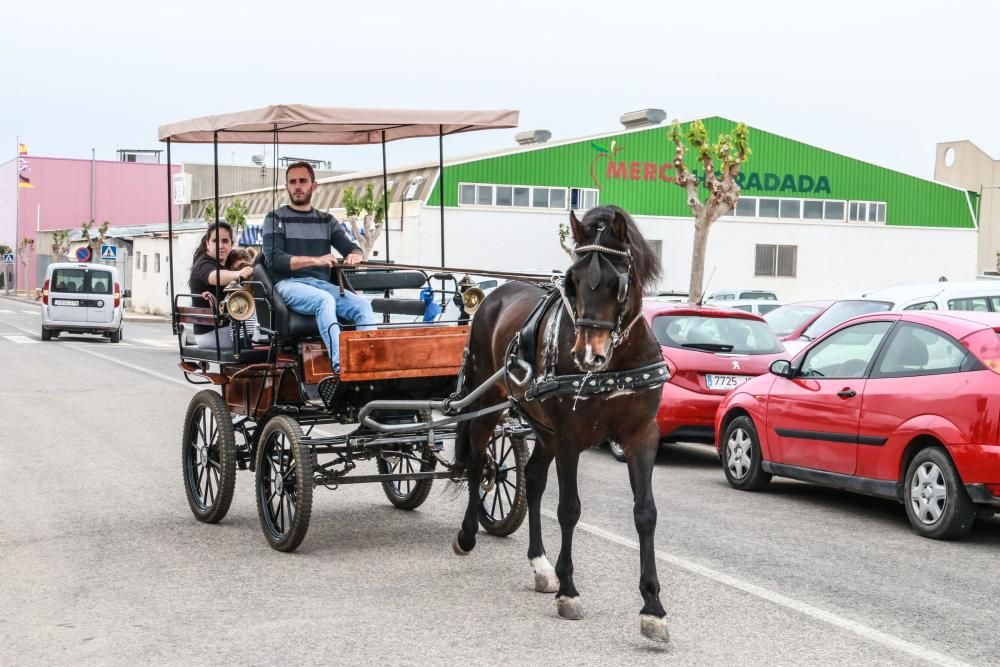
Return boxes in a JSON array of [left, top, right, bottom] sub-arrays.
[[770, 359, 794, 378]]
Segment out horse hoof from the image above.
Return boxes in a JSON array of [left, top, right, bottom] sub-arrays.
[[534, 572, 558, 593], [556, 596, 583, 620], [452, 532, 472, 556], [640, 614, 670, 643]]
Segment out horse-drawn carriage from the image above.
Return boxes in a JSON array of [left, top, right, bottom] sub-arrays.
[[161, 106, 534, 552], [161, 106, 672, 641]]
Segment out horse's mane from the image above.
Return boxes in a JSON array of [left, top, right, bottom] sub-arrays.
[[579, 205, 662, 292]]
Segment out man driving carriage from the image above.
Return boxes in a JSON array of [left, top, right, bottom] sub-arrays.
[[262, 162, 377, 372]]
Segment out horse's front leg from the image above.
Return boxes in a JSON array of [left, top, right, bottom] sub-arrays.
[[625, 423, 669, 642], [554, 449, 583, 620], [524, 434, 557, 593], [453, 417, 498, 555]]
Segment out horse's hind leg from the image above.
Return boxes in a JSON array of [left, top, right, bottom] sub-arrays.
[[554, 449, 583, 620], [625, 425, 669, 642], [524, 435, 557, 593], [452, 413, 501, 555]]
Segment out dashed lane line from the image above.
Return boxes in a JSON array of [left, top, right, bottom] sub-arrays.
[[540, 509, 972, 667], [132, 338, 176, 348], [2, 335, 39, 344]]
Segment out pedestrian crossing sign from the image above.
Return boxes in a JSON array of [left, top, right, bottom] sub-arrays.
[[100, 244, 117, 261], [2, 253, 14, 264]]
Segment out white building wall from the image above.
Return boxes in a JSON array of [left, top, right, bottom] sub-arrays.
[[130, 233, 203, 315], [413, 207, 977, 302]]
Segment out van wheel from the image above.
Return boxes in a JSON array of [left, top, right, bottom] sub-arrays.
[[41, 327, 51, 341], [110, 328, 122, 344], [904, 447, 975, 540]]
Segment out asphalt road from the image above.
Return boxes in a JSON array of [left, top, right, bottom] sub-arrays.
[[1, 294, 998, 666]]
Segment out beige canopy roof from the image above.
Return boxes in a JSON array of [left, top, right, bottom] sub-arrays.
[[158, 104, 519, 144]]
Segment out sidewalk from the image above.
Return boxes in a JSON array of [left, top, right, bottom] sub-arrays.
[[0, 292, 168, 323]]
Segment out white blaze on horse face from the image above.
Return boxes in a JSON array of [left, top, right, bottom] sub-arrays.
[[572, 330, 612, 371]]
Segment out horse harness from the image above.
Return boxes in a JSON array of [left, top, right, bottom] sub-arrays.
[[503, 224, 669, 404]]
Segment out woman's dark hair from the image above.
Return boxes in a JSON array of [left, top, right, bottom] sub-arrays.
[[192, 221, 234, 263]]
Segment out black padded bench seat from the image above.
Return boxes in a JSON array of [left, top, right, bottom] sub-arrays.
[[180, 345, 271, 364]]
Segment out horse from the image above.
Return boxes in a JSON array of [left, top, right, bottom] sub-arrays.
[[451, 205, 670, 642]]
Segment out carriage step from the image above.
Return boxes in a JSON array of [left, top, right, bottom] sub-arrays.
[[318, 374, 340, 410]]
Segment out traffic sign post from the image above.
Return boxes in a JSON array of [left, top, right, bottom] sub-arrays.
[[75, 246, 93, 262], [100, 244, 118, 261], [1, 253, 13, 264]]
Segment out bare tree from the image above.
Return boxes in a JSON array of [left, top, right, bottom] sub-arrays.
[[341, 183, 388, 258], [17, 238, 35, 294], [51, 230, 71, 261], [668, 120, 751, 304]]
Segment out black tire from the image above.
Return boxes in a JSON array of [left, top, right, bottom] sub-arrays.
[[182, 390, 237, 523], [478, 429, 528, 536], [721, 415, 772, 491], [255, 416, 314, 552], [377, 445, 436, 510], [903, 447, 975, 540], [110, 327, 121, 344], [40, 327, 51, 341], [608, 440, 627, 462]]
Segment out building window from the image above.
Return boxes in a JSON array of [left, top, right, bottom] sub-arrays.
[[758, 198, 779, 217], [824, 201, 845, 221], [154, 253, 161, 273], [513, 187, 530, 207], [458, 182, 577, 210], [459, 184, 476, 206], [849, 201, 887, 223], [477, 185, 493, 206], [496, 186, 513, 206], [734, 197, 756, 217], [135, 251, 141, 269], [729, 196, 878, 224], [532, 187, 549, 208], [779, 200, 801, 219], [570, 188, 599, 211], [802, 200, 823, 220], [142, 255, 148, 273], [549, 188, 567, 209], [755, 244, 797, 277]]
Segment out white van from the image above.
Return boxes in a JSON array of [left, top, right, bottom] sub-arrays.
[[782, 280, 1000, 355], [41, 262, 125, 342]]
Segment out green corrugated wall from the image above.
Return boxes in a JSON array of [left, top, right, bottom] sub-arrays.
[[427, 117, 976, 229]]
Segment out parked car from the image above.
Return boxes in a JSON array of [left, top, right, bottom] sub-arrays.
[[726, 299, 784, 317], [41, 262, 125, 342], [763, 300, 834, 341], [609, 301, 787, 462], [783, 281, 1000, 356], [706, 288, 779, 302], [715, 310, 1000, 539]]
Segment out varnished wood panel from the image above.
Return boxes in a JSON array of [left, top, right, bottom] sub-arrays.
[[339, 326, 469, 381]]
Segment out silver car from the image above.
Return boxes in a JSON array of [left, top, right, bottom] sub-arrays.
[[41, 262, 124, 342]]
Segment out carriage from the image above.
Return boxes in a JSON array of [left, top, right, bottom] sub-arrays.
[[161, 105, 537, 552]]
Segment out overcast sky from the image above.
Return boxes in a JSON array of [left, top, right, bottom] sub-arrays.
[[2, 0, 998, 179]]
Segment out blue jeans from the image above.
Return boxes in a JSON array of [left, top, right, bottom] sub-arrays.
[[275, 277, 377, 371]]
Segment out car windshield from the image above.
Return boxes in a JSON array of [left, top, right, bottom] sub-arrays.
[[739, 291, 777, 300], [800, 300, 892, 340], [651, 314, 784, 355], [764, 304, 823, 336]]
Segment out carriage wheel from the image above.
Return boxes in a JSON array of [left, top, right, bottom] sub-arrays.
[[182, 390, 237, 524], [255, 416, 315, 552], [478, 429, 528, 536], [377, 445, 436, 510]]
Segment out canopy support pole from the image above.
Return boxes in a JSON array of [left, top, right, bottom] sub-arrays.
[[438, 125, 445, 267], [381, 131, 390, 263], [166, 139, 175, 332], [213, 131, 221, 362]]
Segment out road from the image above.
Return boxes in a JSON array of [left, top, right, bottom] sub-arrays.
[[1, 294, 998, 666]]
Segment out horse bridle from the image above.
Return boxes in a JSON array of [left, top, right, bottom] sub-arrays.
[[561, 223, 634, 338]]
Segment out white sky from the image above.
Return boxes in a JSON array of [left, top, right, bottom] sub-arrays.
[[2, 0, 999, 179]]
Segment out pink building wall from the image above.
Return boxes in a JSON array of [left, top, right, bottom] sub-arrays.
[[12, 156, 180, 290]]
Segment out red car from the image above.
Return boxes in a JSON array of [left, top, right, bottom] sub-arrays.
[[608, 302, 787, 461], [763, 300, 833, 341], [715, 310, 1000, 539]]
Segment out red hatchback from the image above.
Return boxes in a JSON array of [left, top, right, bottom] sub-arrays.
[[715, 311, 1000, 539], [614, 302, 787, 460]]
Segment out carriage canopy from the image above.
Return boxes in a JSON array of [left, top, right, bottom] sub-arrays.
[[158, 104, 520, 145]]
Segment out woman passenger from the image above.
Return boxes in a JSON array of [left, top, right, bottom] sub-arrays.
[[189, 222, 252, 350]]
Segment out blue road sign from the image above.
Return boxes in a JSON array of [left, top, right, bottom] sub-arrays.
[[100, 244, 118, 261], [1, 253, 14, 264], [76, 246, 92, 262]]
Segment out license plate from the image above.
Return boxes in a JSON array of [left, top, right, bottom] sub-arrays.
[[705, 374, 750, 391], [53, 299, 80, 306]]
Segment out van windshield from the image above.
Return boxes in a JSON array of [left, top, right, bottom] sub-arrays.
[[800, 300, 892, 340], [51, 268, 113, 294]]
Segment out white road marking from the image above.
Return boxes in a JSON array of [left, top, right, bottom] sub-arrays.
[[0, 309, 14, 314], [133, 338, 176, 348], [540, 509, 971, 667], [21, 310, 37, 314], [63, 343, 193, 388], [2, 335, 38, 344]]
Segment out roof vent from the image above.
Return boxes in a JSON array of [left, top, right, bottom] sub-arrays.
[[619, 108, 667, 129], [515, 129, 552, 146]]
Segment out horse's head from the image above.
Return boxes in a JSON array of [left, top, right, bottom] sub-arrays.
[[564, 206, 639, 372]]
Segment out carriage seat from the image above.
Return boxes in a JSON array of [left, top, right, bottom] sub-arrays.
[[252, 258, 322, 340], [180, 344, 270, 364]]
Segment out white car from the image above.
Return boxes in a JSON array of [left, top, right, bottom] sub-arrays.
[[41, 262, 125, 342], [706, 288, 779, 303]]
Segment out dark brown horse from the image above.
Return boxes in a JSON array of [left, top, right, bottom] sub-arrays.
[[452, 205, 670, 642]]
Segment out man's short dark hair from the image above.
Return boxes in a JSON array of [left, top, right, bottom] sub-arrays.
[[286, 161, 316, 182]]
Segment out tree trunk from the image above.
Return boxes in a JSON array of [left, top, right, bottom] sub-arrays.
[[688, 216, 712, 304]]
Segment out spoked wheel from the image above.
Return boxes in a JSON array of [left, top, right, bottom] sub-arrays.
[[378, 445, 436, 510], [182, 390, 237, 523], [255, 416, 315, 552], [478, 428, 528, 536]]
